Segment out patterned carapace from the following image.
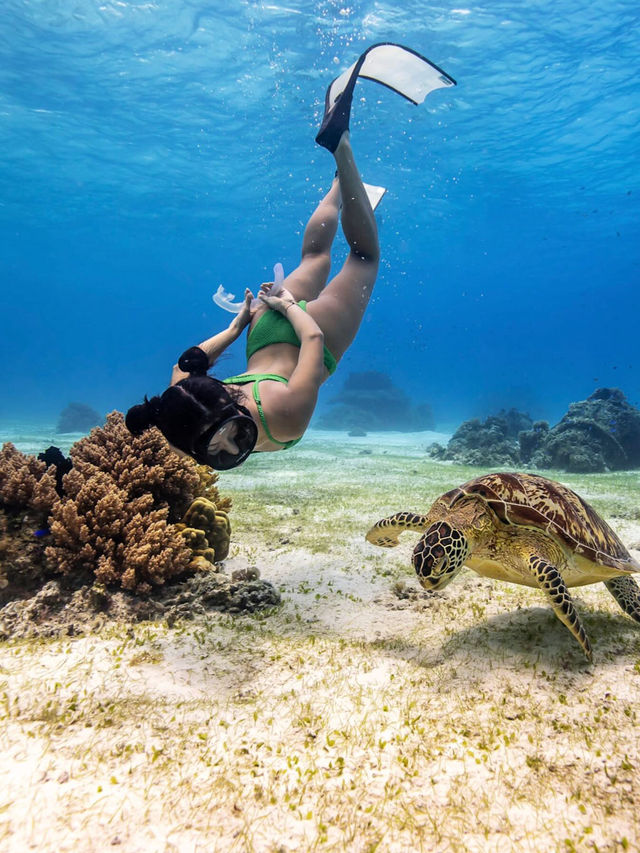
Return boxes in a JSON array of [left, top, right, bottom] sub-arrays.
[[443, 471, 629, 569]]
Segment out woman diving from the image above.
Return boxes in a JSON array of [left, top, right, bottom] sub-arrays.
[[125, 44, 455, 470]]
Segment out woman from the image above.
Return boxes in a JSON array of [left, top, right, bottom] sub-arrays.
[[126, 110, 379, 469]]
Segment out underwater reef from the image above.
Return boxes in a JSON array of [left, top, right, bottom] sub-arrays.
[[430, 389, 640, 473], [56, 401, 103, 433], [429, 408, 532, 467], [317, 370, 435, 433], [521, 388, 640, 473], [0, 413, 279, 638]]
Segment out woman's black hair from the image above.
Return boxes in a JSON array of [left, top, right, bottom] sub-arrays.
[[125, 395, 163, 435], [125, 350, 251, 456]]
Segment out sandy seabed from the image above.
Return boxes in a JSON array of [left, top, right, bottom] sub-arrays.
[[1, 426, 640, 852]]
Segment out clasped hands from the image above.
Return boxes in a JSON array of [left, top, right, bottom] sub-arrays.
[[233, 282, 296, 330]]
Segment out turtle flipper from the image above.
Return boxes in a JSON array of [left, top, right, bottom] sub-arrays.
[[604, 576, 640, 622], [366, 512, 429, 547], [529, 555, 593, 661]]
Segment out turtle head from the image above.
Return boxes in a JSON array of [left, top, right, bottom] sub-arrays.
[[413, 521, 469, 590]]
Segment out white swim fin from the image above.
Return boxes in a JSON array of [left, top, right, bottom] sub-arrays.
[[316, 42, 456, 152], [363, 182, 386, 211]]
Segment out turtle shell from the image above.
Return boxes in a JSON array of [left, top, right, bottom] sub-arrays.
[[442, 472, 636, 570]]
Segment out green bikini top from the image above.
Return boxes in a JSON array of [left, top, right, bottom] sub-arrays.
[[222, 373, 302, 450]]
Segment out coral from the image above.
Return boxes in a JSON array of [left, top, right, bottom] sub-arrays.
[[0, 412, 249, 634], [433, 390, 640, 474], [0, 510, 53, 605], [57, 402, 103, 433], [45, 412, 230, 593], [499, 407, 535, 438], [0, 579, 165, 639], [317, 371, 435, 432], [195, 466, 232, 513], [0, 443, 58, 602], [179, 497, 232, 562], [429, 411, 530, 467], [518, 421, 550, 464], [0, 443, 58, 516], [526, 388, 640, 473]]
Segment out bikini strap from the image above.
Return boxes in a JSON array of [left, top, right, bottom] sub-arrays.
[[252, 380, 292, 447], [223, 374, 293, 447], [223, 373, 289, 385]]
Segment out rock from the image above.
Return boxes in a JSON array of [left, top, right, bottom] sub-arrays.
[[163, 571, 280, 623], [89, 583, 110, 612], [56, 402, 103, 434], [317, 371, 435, 432], [528, 388, 640, 472], [231, 567, 261, 582], [0, 566, 280, 639], [518, 421, 549, 464], [0, 509, 52, 606], [429, 410, 531, 467]]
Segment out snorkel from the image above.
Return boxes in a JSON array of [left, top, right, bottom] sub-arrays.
[[213, 262, 285, 313]]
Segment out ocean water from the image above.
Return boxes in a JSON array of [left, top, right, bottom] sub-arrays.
[[1, 0, 639, 436]]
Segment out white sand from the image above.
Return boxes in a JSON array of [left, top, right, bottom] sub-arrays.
[[0, 422, 84, 457], [1, 426, 640, 851]]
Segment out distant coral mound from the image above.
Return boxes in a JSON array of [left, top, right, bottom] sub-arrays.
[[523, 388, 640, 473], [430, 390, 640, 473], [56, 401, 103, 433], [317, 371, 435, 432], [429, 408, 532, 467]]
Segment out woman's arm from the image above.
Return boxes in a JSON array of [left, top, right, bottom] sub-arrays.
[[170, 289, 253, 385], [259, 286, 325, 433]]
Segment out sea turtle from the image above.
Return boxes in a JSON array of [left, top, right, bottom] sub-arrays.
[[366, 472, 640, 660]]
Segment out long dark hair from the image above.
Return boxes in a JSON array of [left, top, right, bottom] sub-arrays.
[[125, 347, 249, 454]]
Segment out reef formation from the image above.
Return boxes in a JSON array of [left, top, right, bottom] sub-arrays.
[[430, 389, 640, 473], [317, 370, 434, 433], [429, 408, 531, 468], [0, 412, 279, 638], [521, 388, 640, 473], [56, 401, 103, 433]]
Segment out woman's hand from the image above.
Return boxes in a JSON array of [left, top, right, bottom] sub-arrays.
[[259, 282, 297, 314], [232, 289, 254, 331]]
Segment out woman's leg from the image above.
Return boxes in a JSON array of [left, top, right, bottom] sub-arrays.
[[279, 180, 341, 303], [306, 131, 380, 362]]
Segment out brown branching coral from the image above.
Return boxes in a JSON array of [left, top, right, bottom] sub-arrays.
[[0, 443, 58, 516], [0, 443, 58, 599], [67, 411, 203, 522], [45, 412, 232, 594], [196, 466, 232, 514]]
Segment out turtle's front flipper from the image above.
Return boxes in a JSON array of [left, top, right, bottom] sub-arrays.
[[529, 555, 593, 661], [605, 576, 640, 622], [366, 512, 429, 547]]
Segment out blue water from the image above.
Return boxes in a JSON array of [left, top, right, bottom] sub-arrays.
[[1, 0, 639, 431]]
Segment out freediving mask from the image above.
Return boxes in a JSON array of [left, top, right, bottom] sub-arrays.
[[191, 413, 258, 470]]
